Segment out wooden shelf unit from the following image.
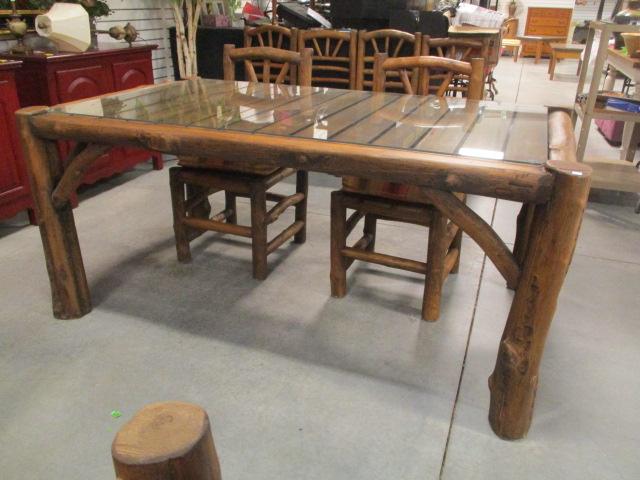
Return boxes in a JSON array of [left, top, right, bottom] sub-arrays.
[[574, 21, 640, 163]]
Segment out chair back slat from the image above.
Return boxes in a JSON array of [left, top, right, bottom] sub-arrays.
[[223, 45, 313, 87], [298, 29, 358, 89], [244, 25, 298, 83], [357, 29, 422, 91], [421, 36, 486, 98], [373, 53, 485, 100]]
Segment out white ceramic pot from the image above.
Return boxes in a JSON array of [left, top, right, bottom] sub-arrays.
[[36, 3, 91, 53]]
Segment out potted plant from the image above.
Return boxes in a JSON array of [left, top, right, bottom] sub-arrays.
[[225, 0, 243, 27]]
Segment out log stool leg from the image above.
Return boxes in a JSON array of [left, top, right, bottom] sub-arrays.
[[169, 167, 192, 263], [422, 208, 448, 322], [488, 161, 591, 440], [250, 182, 268, 280], [294, 170, 308, 244], [112, 401, 222, 480], [330, 191, 348, 297], [363, 214, 377, 251], [225, 192, 237, 224]]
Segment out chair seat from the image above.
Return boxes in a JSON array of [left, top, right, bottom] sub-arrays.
[[343, 176, 426, 203], [342, 176, 466, 204], [178, 156, 279, 176], [502, 38, 521, 47]]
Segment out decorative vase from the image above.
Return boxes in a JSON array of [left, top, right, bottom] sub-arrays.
[[508, 2, 517, 18]]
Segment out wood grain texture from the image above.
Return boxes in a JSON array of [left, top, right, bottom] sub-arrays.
[[28, 111, 553, 204], [17, 107, 91, 319], [112, 401, 221, 480], [488, 115, 592, 439]]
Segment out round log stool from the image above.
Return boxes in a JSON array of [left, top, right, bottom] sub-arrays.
[[112, 401, 221, 480]]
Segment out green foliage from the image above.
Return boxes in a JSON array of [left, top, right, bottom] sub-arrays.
[[225, 0, 241, 14]]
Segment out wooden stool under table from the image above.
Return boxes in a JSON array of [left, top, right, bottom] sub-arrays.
[[517, 35, 566, 63], [548, 43, 585, 80]]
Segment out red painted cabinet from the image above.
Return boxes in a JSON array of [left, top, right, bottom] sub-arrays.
[[2, 44, 162, 189], [0, 61, 34, 222]]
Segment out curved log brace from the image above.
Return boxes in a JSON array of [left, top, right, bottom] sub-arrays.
[[51, 143, 112, 209], [417, 187, 521, 289]]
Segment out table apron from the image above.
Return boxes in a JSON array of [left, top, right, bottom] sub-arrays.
[[28, 113, 554, 204]]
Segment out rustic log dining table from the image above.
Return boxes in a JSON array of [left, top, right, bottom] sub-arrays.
[[17, 78, 591, 441]]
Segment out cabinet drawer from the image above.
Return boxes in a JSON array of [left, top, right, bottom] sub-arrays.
[[55, 64, 111, 102], [113, 58, 154, 90]]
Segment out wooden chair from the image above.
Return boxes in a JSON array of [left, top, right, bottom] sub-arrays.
[[356, 29, 422, 91], [244, 25, 298, 83], [330, 53, 484, 321], [423, 36, 486, 97], [297, 28, 357, 89], [170, 45, 313, 280], [501, 17, 521, 62]]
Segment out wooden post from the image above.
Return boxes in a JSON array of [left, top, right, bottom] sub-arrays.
[[112, 401, 222, 480], [17, 107, 92, 319], [224, 191, 237, 224], [422, 208, 448, 322], [250, 182, 268, 280], [363, 214, 377, 251], [488, 160, 591, 439], [372, 53, 388, 93], [169, 167, 192, 263], [330, 191, 348, 297], [294, 170, 308, 243]]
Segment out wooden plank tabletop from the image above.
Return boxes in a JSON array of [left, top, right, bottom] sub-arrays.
[[49, 79, 549, 167]]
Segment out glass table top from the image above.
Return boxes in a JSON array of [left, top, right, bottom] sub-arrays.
[[50, 78, 549, 165]]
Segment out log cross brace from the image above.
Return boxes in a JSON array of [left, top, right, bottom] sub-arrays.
[[51, 143, 112, 209], [418, 187, 522, 289]]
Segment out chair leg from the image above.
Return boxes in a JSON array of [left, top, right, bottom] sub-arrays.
[[422, 208, 448, 322], [187, 184, 212, 220], [294, 170, 308, 244], [225, 191, 237, 224], [450, 224, 463, 274], [330, 191, 348, 297], [363, 214, 377, 251], [169, 167, 192, 263], [250, 182, 268, 280]]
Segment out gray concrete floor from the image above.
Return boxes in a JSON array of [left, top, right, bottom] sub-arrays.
[[1, 58, 640, 479]]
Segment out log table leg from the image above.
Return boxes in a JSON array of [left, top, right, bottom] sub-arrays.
[[112, 401, 222, 480], [17, 108, 92, 319], [488, 160, 591, 439]]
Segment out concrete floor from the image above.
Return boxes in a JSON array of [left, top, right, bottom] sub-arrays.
[[1, 59, 640, 479]]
